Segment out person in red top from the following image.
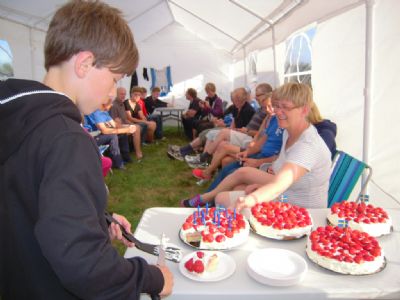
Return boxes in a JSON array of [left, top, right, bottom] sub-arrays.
[[138, 87, 149, 117]]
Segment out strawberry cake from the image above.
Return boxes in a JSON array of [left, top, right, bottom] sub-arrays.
[[248, 201, 313, 240], [184, 251, 220, 275], [179, 207, 249, 250], [327, 201, 392, 237], [306, 226, 385, 275]]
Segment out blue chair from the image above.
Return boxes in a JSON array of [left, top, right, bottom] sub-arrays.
[[327, 151, 372, 207]]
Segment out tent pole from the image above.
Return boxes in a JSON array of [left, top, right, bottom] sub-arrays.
[[362, 0, 375, 192], [29, 28, 35, 80], [271, 25, 277, 88], [243, 47, 247, 86]]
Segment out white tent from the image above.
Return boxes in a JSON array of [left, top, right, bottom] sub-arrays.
[[1, 0, 399, 208]]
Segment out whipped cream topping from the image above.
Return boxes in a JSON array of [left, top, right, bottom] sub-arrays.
[[306, 239, 385, 275], [327, 213, 392, 237], [249, 214, 312, 239]]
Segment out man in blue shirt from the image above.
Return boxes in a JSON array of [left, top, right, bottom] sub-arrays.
[[85, 107, 136, 169]]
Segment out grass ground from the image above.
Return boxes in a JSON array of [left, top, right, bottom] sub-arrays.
[[106, 126, 205, 255]]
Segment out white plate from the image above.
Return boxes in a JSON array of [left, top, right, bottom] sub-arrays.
[[247, 248, 307, 286], [179, 251, 236, 282]]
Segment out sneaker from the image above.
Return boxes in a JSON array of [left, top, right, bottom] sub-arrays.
[[167, 149, 184, 161], [184, 154, 201, 164], [168, 144, 181, 153], [180, 194, 205, 207], [187, 161, 209, 169], [192, 168, 211, 180]]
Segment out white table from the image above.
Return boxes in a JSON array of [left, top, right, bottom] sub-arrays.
[[154, 107, 185, 131], [125, 208, 400, 300]]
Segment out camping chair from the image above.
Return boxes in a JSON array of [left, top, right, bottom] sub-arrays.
[[327, 150, 372, 208]]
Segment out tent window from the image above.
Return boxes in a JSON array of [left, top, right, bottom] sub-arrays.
[[283, 27, 315, 86], [0, 40, 14, 80]]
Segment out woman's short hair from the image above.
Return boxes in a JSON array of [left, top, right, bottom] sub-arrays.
[[45, 0, 138, 75], [186, 88, 197, 98], [205, 82, 216, 93], [272, 82, 313, 108]]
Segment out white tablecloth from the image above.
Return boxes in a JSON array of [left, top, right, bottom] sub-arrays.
[[124, 207, 400, 300]]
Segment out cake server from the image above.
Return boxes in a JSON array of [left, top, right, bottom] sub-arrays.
[[104, 212, 182, 263]]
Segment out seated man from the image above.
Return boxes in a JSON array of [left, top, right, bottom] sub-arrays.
[[189, 84, 271, 169], [110, 87, 143, 160], [85, 103, 136, 169], [181, 88, 202, 140], [168, 87, 255, 163], [125, 87, 157, 144], [167, 101, 235, 162], [144, 86, 167, 139]]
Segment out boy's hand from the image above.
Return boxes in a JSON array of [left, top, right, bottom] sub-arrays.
[[157, 265, 174, 297], [108, 213, 134, 248]]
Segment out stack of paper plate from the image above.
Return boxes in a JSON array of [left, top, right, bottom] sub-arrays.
[[247, 248, 307, 286]]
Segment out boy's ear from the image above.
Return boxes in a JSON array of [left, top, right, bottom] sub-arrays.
[[74, 51, 95, 78]]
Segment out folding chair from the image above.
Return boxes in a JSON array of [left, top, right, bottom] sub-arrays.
[[327, 151, 372, 207]]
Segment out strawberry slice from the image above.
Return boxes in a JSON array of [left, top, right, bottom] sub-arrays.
[[184, 257, 194, 272], [193, 259, 205, 273]]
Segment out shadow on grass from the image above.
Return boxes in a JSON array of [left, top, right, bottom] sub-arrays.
[[106, 126, 206, 254]]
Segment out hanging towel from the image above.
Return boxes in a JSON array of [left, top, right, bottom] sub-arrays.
[[150, 66, 173, 96]]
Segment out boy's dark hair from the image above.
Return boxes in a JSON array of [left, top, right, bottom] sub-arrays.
[[152, 87, 161, 93], [45, 0, 138, 75], [130, 86, 142, 95]]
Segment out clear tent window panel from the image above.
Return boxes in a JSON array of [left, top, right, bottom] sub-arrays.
[[0, 40, 14, 80], [284, 27, 315, 86]]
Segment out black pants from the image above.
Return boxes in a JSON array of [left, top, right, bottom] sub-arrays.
[[182, 116, 196, 140], [193, 119, 215, 135]]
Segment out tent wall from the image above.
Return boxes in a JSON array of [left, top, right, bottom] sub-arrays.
[[122, 23, 233, 107], [368, 0, 400, 207], [231, 0, 400, 208]]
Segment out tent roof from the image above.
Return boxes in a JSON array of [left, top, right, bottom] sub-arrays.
[[0, 0, 363, 56]]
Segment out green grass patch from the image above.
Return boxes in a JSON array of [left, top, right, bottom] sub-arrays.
[[106, 126, 205, 255]]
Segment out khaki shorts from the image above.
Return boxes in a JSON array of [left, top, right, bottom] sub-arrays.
[[230, 130, 253, 149]]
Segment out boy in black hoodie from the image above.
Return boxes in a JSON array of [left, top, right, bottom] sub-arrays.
[[0, 1, 173, 299]]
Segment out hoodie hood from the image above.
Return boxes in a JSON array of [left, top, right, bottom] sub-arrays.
[[314, 119, 338, 159], [0, 79, 82, 164]]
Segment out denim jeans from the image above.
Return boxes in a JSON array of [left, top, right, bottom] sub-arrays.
[[148, 114, 163, 139], [136, 122, 148, 143], [206, 153, 265, 192], [95, 134, 123, 168]]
